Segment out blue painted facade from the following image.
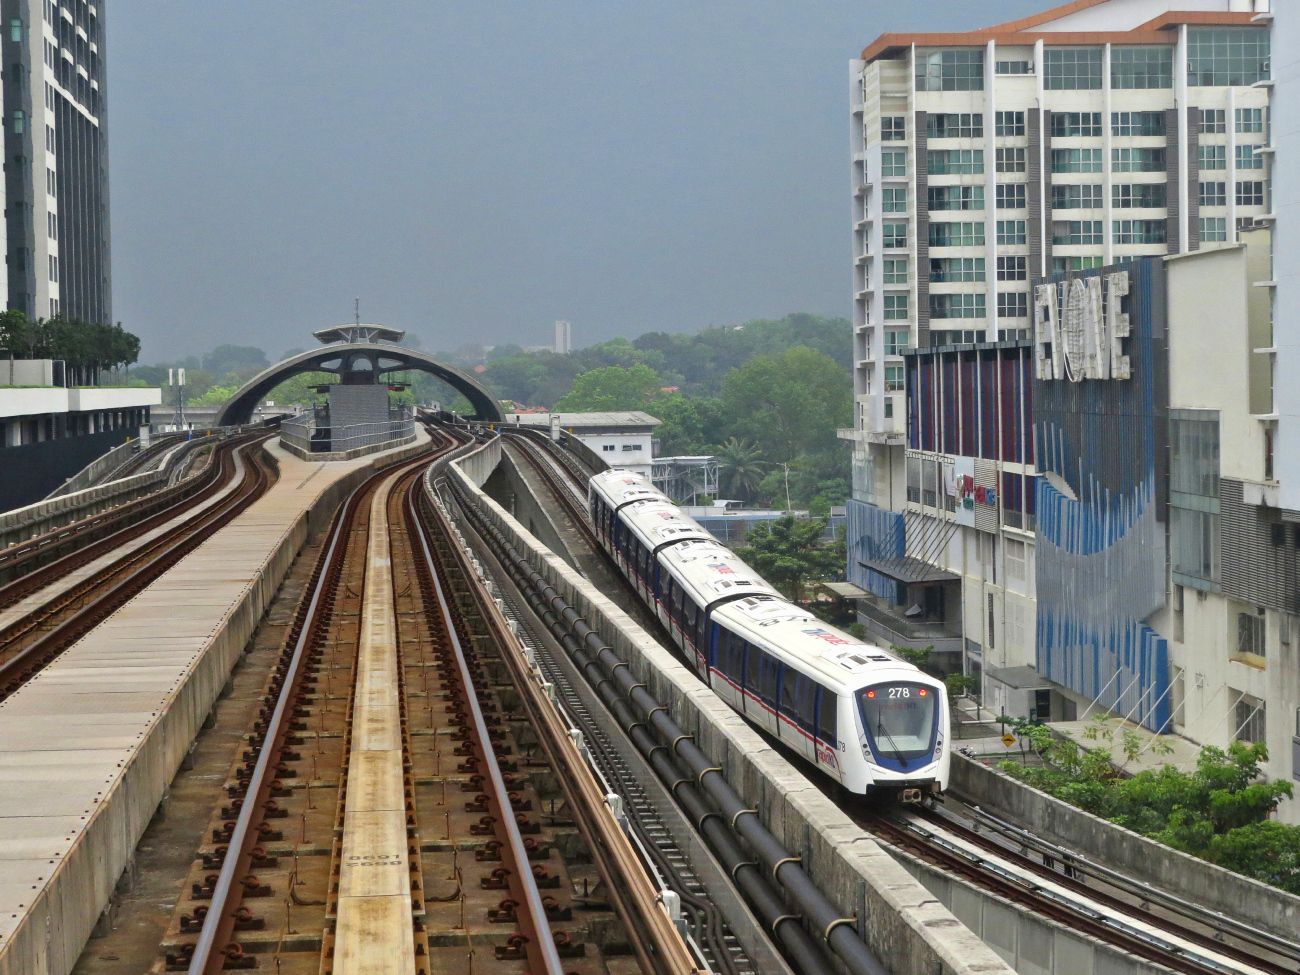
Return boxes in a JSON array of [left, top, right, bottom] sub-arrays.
[[846, 499, 905, 603], [1034, 258, 1171, 731]]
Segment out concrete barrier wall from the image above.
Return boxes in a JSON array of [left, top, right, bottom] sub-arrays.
[[44, 436, 142, 499], [438, 436, 1014, 975], [0, 469, 168, 547], [951, 754, 1300, 942], [0, 435, 436, 975]]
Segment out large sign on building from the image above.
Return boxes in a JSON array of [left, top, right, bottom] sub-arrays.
[[1033, 260, 1171, 732]]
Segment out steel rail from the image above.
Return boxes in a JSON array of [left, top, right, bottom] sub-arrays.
[[420, 480, 704, 975], [922, 803, 1300, 970], [408, 477, 567, 975], [185, 437, 454, 975], [0, 433, 229, 591], [0, 438, 274, 700], [447, 480, 888, 975], [862, 812, 1282, 975]]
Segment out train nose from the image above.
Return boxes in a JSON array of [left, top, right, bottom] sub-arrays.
[[900, 788, 923, 804]]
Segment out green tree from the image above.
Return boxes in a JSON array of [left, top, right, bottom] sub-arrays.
[[719, 346, 851, 466], [645, 395, 727, 455], [716, 438, 768, 501], [554, 363, 661, 412], [735, 515, 840, 603]]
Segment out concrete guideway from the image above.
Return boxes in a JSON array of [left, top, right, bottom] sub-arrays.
[[0, 429, 434, 975]]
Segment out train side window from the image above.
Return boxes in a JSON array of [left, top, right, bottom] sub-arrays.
[[816, 687, 837, 746], [721, 628, 745, 683], [708, 622, 722, 666], [694, 606, 707, 650], [779, 664, 799, 721], [782, 671, 817, 732], [652, 560, 662, 602], [759, 652, 781, 707], [743, 644, 760, 694]]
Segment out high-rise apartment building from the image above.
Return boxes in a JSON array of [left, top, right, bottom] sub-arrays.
[[843, 1, 1282, 764], [2, 0, 110, 324], [554, 319, 572, 355]]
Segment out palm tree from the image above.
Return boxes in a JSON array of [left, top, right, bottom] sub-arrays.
[[717, 437, 768, 501]]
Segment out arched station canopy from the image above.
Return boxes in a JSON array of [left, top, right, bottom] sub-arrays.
[[214, 340, 504, 425]]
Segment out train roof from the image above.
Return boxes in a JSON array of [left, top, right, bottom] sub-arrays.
[[658, 537, 779, 605], [711, 595, 929, 692], [590, 468, 659, 506], [617, 497, 715, 549]]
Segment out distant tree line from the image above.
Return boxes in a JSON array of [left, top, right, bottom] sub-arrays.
[[0, 310, 141, 385]]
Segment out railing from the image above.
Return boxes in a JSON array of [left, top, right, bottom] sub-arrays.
[[280, 414, 414, 454]]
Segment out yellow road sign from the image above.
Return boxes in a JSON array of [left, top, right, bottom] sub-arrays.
[[1001, 733, 1016, 747]]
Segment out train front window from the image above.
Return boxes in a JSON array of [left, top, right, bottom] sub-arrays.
[[857, 682, 937, 766]]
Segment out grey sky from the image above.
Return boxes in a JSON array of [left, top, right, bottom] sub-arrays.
[[110, 1, 1042, 362]]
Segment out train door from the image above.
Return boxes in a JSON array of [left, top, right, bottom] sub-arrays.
[[750, 650, 780, 735], [812, 687, 842, 782], [778, 668, 818, 762]]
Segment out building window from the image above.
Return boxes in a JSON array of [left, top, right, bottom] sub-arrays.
[[995, 110, 1024, 136], [48, 254, 57, 282], [1199, 216, 1228, 241], [882, 258, 907, 284], [929, 293, 986, 319], [883, 222, 908, 249], [1110, 47, 1173, 89], [928, 185, 983, 210], [1235, 144, 1264, 170], [882, 186, 907, 212], [881, 149, 907, 177], [996, 183, 1026, 210], [928, 222, 984, 247], [45, 124, 54, 152], [929, 257, 984, 282], [47, 211, 56, 239], [1235, 107, 1264, 133], [1186, 27, 1270, 87], [926, 149, 983, 175], [998, 292, 1028, 318], [884, 294, 909, 320], [881, 116, 906, 141], [9, 19, 20, 43], [1112, 147, 1165, 172], [1044, 48, 1103, 90], [602, 444, 615, 452], [1236, 613, 1265, 659], [996, 147, 1026, 173], [997, 256, 1026, 281], [926, 113, 983, 139], [1199, 144, 1227, 171], [46, 168, 56, 197], [1052, 184, 1103, 209], [1050, 112, 1102, 138], [621, 443, 642, 451], [49, 298, 57, 317], [884, 329, 909, 356], [1112, 219, 1166, 244], [1111, 111, 1166, 137], [1170, 410, 1220, 587], [995, 61, 1031, 76], [1052, 256, 1103, 274], [1052, 220, 1104, 245], [11, 110, 22, 134], [1112, 183, 1166, 209], [1051, 148, 1103, 173], [1199, 181, 1226, 207], [996, 220, 1026, 245], [1236, 181, 1265, 207], [1199, 108, 1226, 134], [916, 50, 984, 92], [1235, 697, 1265, 743], [884, 365, 905, 391]]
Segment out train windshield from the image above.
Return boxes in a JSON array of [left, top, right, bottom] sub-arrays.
[[857, 682, 937, 767]]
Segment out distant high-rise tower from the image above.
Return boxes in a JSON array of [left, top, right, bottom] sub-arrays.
[[3, 0, 111, 323], [554, 320, 572, 354]]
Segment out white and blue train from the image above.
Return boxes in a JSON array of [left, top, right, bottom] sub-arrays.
[[588, 468, 950, 797]]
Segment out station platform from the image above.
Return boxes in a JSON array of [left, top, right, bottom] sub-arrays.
[[0, 430, 432, 975]]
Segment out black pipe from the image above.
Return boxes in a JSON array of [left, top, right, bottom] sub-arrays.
[[449, 485, 890, 975]]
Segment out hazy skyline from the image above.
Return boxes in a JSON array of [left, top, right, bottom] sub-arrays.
[[110, 1, 1042, 362]]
